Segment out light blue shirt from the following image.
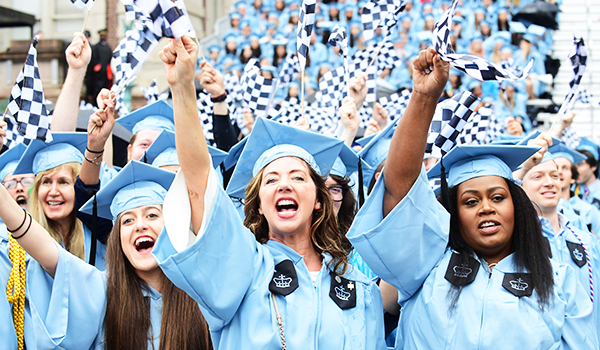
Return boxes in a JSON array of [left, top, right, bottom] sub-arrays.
[[153, 169, 386, 349], [347, 167, 597, 349]]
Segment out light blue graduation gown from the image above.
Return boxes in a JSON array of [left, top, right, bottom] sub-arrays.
[[78, 224, 107, 271], [1, 227, 105, 349], [558, 198, 589, 233], [347, 167, 598, 349], [569, 196, 600, 235], [152, 169, 386, 350], [540, 213, 600, 344]]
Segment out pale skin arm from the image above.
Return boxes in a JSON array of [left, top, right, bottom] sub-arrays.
[[512, 134, 551, 181], [199, 61, 227, 115], [159, 36, 211, 233], [550, 111, 576, 138], [79, 89, 116, 185], [339, 96, 359, 147], [382, 48, 449, 217], [0, 184, 59, 277], [51, 32, 91, 132], [380, 280, 401, 315]]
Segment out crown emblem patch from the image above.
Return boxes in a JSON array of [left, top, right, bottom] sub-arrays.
[[502, 273, 533, 297], [329, 272, 356, 309], [445, 253, 480, 287], [566, 241, 586, 268], [269, 260, 299, 296]]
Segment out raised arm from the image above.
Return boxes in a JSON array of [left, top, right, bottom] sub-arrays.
[[339, 96, 359, 147], [79, 90, 116, 185], [51, 32, 91, 132], [159, 37, 210, 233], [382, 48, 448, 217], [0, 182, 59, 276]]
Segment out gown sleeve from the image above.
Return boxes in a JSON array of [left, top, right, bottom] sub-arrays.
[[27, 243, 106, 349], [153, 167, 268, 332], [346, 166, 450, 303]]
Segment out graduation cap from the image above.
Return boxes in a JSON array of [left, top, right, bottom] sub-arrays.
[[331, 144, 371, 177], [13, 132, 87, 175], [80, 161, 175, 221], [357, 118, 400, 186], [229, 12, 242, 20], [226, 117, 344, 199], [522, 33, 537, 44], [143, 130, 228, 169], [509, 21, 527, 34], [116, 100, 175, 135], [576, 137, 599, 161], [0, 143, 27, 181], [208, 44, 221, 53], [527, 24, 546, 37], [548, 142, 586, 165], [427, 144, 541, 188]]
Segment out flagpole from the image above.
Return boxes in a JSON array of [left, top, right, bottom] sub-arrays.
[[367, 37, 388, 70], [265, 79, 280, 118], [81, 8, 90, 33], [88, 81, 129, 134], [300, 69, 306, 121], [193, 37, 207, 62], [1, 105, 8, 123], [548, 97, 576, 136]]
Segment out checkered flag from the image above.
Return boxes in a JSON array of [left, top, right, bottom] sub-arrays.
[[142, 79, 160, 104], [4, 35, 52, 148], [71, 0, 94, 11], [349, 47, 379, 103], [379, 89, 411, 122], [240, 59, 275, 112], [426, 92, 480, 158], [197, 91, 236, 145], [224, 72, 243, 102], [133, 0, 196, 39], [278, 52, 300, 87], [562, 34, 588, 108], [296, 0, 316, 70], [377, 41, 402, 73], [328, 25, 348, 56], [561, 126, 580, 149], [319, 66, 346, 107], [361, 0, 408, 41], [574, 88, 591, 105], [457, 105, 495, 145], [433, 0, 533, 82]]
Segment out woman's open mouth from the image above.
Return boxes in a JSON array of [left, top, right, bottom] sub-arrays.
[[134, 236, 155, 253], [276, 198, 298, 219]]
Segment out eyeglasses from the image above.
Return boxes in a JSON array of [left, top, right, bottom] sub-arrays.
[[328, 186, 345, 202], [3, 177, 35, 190]]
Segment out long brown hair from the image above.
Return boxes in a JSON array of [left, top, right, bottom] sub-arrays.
[[243, 158, 353, 274], [29, 162, 86, 260], [104, 214, 213, 350], [330, 174, 357, 235]]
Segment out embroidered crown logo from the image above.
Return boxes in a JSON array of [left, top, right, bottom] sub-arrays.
[[453, 265, 472, 278], [335, 286, 351, 301], [509, 278, 529, 291], [273, 274, 293, 288], [573, 248, 584, 261]]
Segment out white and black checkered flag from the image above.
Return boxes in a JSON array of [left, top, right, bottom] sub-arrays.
[[240, 59, 276, 112], [319, 66, 346, 107], [456, 105, 498, 145], [142, 79, 160, 104], [328, 25, 350, 92], [561, 126, 580, 149], [4, 35, 52, 148], [361, 0, 408, 41], [574, 88, 591, 105], [426, 92, 480, 158], [133, 0, 196, 39], [224, 72, 243, 102], [197, 91, 236, 145], [379, 89, 411, 122], [296, 0, 316, 71], [278, 52, 300, 87], [350, 47, 379, 103], [71, 0, 94, 11], [433, 0, 533, 82], [560, 35, 588, 109]]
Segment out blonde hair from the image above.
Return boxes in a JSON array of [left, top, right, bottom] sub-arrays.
[[29, 162, 86, 260]]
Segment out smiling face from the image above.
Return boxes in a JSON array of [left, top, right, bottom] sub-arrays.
[[521, 160, 561, 214], [38, 166, 76, 223], [127, 129, 162, 162], [457, 176, 515, 261], [119, 205, 164, 273], [258, 157, 321, 240]]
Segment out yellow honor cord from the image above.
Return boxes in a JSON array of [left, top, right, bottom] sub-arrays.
[[6, 233, 26, 350]]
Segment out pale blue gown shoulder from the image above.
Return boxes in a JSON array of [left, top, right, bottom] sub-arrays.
[[347, 166, 597, 349], [569, 195, 600, 235], [1, 224, 106, 349], [152, 168, 386, 350]]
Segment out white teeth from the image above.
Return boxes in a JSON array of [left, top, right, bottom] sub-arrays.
[[277, 199, 296, 206], [135, 237, 155, 245], [480, 222, 495, 228], [47, 201, 62, 206]]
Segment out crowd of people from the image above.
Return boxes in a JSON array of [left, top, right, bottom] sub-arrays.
[[2, 0, 600, 349]]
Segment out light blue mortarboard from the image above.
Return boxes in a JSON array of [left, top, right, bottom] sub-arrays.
[[330, 144, 372, 177], [427, 145, 541, 187], [480, 20, 490, 27], [143, 130, 228, 169], [225, 117, 344, 198], [522, 33, 537, 44], [80, 161, 175, 221], [235, 0, 247, 9], [548, 142, 586, 165], [208, 44, 221, 53], [509, 21, 527, 34], [240, 19, 251, 28], [452, 16, 464, 25], [577, 137, 600, 161], [13, 132, 87, 175], [358, 118, 400, 185], [229, 12, 242, 20], [224, 34, 238, 43], [0, 143, 27, 181], [527, 24, 546, 37], [116, 100, 175, 135]]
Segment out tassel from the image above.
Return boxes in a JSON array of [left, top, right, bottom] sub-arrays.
[[440, 157, 450, 211], [358, 157, 365, 207], [89, 194, 98, 266]]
